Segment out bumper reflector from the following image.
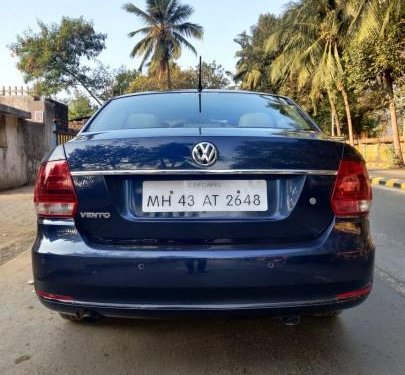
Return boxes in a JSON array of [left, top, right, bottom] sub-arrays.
[[36, 290, 74, 303], [336, 285, 372, 300]]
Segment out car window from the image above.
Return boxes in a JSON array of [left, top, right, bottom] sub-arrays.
[[85, 92, 316, 132]]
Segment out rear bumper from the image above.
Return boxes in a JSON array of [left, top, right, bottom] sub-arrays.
[[38, 293, 369, 319], [32, 218, 375, 318]]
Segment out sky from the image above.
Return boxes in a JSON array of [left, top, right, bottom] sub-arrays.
[[0, 0, 288, 87]]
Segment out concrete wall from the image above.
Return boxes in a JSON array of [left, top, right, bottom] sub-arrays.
[[23, 121, 51, 183], [0, 97, 68, 191], [0, 115, 51, 190], [0, 115, 26, 190], [355, 137, 405, 169], [0, 96, 52, 149]]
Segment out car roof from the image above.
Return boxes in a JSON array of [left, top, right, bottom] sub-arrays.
[[113, 89, 289, 102]]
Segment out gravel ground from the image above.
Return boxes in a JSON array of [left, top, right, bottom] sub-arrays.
[[0, 186, 36, 266]]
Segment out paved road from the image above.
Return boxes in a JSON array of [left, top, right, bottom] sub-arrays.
[[370, 187, 405, 294], [0, 186, 404, 375]]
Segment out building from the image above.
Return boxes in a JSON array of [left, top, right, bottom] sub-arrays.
[[0, 88, 68, 190]]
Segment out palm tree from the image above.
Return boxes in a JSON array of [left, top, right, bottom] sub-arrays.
[[123, 0, 203, 89], [266, 0, 354, 144], [347, 0, 404, 165], [234, 33, 263, 90], [234, 15, 279, 91]]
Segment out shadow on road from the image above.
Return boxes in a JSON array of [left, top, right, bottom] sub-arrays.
[[52, 314, 352, 374]]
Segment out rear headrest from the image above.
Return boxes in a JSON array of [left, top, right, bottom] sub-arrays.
[[124, 113, 161, 129], [238, 112, 272, 128]]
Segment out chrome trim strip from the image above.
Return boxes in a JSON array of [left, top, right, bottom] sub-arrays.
[[71, 169, 337, 176], [38, 219, 75, 226], [40, 295, 361, 310]]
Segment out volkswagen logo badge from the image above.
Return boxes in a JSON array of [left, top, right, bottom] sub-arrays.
[[192, 142, 218, 167]]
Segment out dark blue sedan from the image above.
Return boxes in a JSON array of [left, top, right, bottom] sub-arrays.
[[32, 90, 374, 322]]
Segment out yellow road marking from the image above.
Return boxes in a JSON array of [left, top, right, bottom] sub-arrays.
[[371, 176, 405, 189], [371, 177, 385, 185], [385, 179, 400, 188]]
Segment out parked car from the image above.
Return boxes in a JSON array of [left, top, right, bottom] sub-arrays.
[[32, 90, 374, 322]]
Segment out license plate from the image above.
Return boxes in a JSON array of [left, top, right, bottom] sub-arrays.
[[142, 180, 268, 213]]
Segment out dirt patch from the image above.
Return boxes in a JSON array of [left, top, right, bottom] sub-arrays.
[[0, 236, 36, 266], [0, 186, 36, 266], [14, 355, 31, 365]]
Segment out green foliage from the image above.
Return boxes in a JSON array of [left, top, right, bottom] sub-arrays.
[[127, 61, 229, 93], [345, 0, 405, 164], [266, 0, 351, 101], [10, 17, 107, 104], [263, 0, 359, 143], [234, 0, 405, 140], [110, 67, 139, 96], [123, 0, 203, 89], [310, 95, 334, 133], [188, 61, 230, 89], [234, 14, 279, 91], [344, 22, 405, 98], [68, 93, 98, 120], [128, 74, 161, 92]]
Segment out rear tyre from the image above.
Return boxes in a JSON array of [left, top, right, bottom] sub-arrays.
[[312, 310, 342, 318]]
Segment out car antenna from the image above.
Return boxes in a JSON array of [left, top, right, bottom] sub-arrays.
[[198, 56, 203, 114], [198, 56, 203, 92]]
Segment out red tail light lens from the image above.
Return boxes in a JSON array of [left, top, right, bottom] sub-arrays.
[[331, 160, 372, 217], [34, 160, 78, 218]]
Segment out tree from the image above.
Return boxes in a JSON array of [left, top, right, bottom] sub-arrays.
[[110, 67, 139, 96], [346, 0, 404, 165], [128, 74, 161, 92], [10, 17, 107, 105], [266, 0, 356, 144], [234, 14, 279, 91], [188, 61, 230, 89], [128, 64, 192, 92], [126, 61, 229, 93], [68, 93, 98, 120], [123, 0, 203, 90], [234, 32, 262, 90]]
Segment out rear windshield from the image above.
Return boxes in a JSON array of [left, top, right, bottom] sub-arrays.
[[85, 92, 316, 132]]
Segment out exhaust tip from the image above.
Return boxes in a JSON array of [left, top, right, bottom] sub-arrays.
[[274, 315, 301, 326], [76, 310, 101, 323]]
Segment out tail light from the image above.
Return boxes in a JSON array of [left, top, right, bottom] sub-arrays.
[[331, 159, 372, 217], [34, 160, 78, 218]]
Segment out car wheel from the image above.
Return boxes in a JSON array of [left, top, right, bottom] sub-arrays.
[[312, 310, 342, 318]]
